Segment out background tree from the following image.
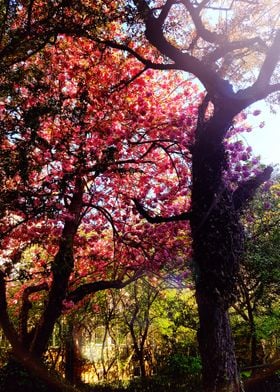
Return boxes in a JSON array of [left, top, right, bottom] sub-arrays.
[[232, 180, 280, 369], [112, 1, 280, 391], [118, 277, 162, 378]]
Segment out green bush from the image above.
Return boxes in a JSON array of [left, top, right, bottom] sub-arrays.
[[164, 354, 201, 378], [82, 373, 202, 392]]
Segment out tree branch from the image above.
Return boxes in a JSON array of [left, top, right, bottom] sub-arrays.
[[181, 0, 223, 44], [0, 271, 79, 391], [96, 38, 185, 72], [244, 359, 280, 390], [0, 270, 19, 344], [133, 198, 191, 223], [108, 66, 148, 93], [133, 0, 237, 101], [232, 303, 249, 323], [204, 37, 267, 64], [196, 0, 212, 12], [235, 30, 280, 107], [233, 166, 273, 211], [19, 282, 49, 346], [68, 271, 143, 303], [133, 1, 280, 110], [157, 0, 177, 25], [255, 30, 280, 89], [266, 83, 280, 95]]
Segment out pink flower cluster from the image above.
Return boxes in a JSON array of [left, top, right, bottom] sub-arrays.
[[62, 299, 75, 312]]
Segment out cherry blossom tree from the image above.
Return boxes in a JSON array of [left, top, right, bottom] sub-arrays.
[[0, 33, 196, 388]]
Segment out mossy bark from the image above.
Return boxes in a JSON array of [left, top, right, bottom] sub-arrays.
[[191, 112, 242, 392]]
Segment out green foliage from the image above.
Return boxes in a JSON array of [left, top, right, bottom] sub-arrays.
[[164, 354, 201, 378], [240, 370, 251, 379], [125, 374, 202, 392], [154, 352, 202, 392], [231, 180, 280, 366], [79, 374, 202, 392], [243, 182, 280, 296], [154, 289, 198, 348], [255, 305, 280, 341]]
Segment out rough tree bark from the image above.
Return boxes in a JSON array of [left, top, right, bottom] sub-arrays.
[[191, 110, 243, 392]]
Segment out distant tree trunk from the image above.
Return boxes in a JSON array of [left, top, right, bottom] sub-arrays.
[[242, 283, 258, 368], [131, 338, 146, 377], [65, 319, 80, 385], [250, 324, 257, 370], [191, 111, 242, 392], [139, 351, 146, 378]]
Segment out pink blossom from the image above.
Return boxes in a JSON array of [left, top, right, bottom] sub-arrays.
[[241, 153, 249, 161], [252, 157, 260, 165], [62, 299, 74, 310]]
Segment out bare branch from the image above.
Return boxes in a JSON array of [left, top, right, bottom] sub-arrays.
[[232, 303, 249, 322], [27, 0, 35, 33], [255, 30, 280, 89], [132, 1, 280, 109], [196, 0, 212, 12], [235, 30, 280, 107], [19, 283, 49, 345], [181, 0, 223, 44], [96, 39, 184, 72], [133, 198, 191, 223], [204, 37, 267, 64], [89, 204, 119, 237], [0, 272, 79, 391], [68, 270, 144, 303], [157, 0, 177, 24], [108, 66, 148, 93], [266, 83, 280, 95], [98, 38, 152, 65], [133, 0, 237, 100], [244, 359, 280, 390]]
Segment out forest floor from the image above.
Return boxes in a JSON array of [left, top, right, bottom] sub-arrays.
[[1, 361, 280, 392]]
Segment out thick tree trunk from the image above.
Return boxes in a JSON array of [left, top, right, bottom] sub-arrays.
[[193, 210, 242, 392], [191, 112, 242, 392], [196, 287, 240, 392]]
